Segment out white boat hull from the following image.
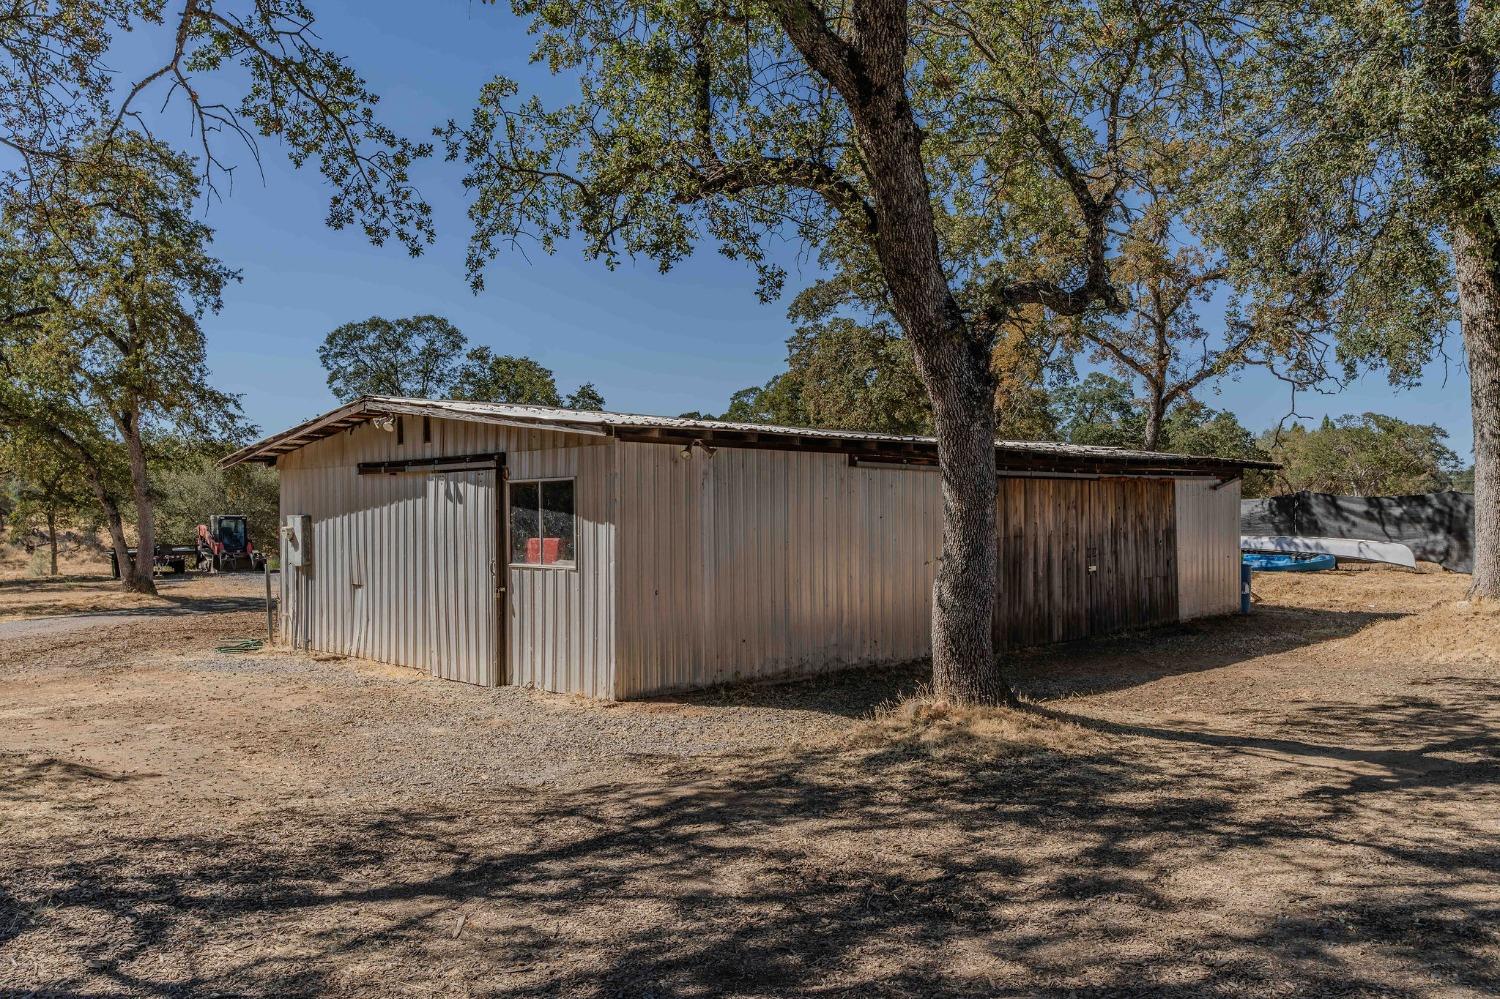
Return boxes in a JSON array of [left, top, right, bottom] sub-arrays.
[[1240, 535, 1418, 570]]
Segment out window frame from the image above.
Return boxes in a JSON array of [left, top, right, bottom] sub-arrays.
[[507, 475, 579, 571]]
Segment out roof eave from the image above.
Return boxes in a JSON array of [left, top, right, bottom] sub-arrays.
[[222, 395, 1280, 475]]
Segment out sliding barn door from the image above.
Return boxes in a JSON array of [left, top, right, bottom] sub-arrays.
[[425, 469, 499, 686], [994, 477, 1178, 649]]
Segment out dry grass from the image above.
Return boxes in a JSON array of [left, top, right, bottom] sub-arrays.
[[840, 694, 1098, 762], [0, 570, 265, 621], [0, 535, 109, 580], [0, 567, 1496, 997]]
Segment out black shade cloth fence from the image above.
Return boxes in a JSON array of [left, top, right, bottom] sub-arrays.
[[1241, 490, 1475, 573]]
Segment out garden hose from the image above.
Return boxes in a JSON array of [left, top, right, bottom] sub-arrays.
[[215, 638, 264, 654]]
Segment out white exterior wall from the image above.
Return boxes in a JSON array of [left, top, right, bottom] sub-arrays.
[[278, 415, 1243, 698], [505, 444, 616, 697], [278, 417, 616, 694], [612, 442, 942, 698], [1174, 477, 1243, 620]]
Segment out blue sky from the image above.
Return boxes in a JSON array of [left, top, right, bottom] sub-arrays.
[[120, 1, 1476, 458]]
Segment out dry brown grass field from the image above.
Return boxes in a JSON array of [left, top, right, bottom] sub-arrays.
[[1, 566, 1496, 997]]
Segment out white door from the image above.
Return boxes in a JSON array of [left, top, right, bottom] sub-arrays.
[[426, 469, 499, 685]]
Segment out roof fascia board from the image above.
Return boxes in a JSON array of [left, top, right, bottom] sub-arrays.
[[221, 400, 374, 468], [367, 400, 609, 438]]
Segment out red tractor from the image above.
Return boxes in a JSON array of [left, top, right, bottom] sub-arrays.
[[196, 514, 266, 572]]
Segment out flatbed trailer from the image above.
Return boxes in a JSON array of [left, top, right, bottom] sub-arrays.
[[109, 545, 199, 578]]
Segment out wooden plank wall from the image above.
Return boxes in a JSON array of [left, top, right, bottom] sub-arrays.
[[994, 477, 1179, 649]]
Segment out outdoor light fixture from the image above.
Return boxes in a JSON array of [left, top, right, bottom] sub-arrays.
[[693, 439, 717, 457], [680, 445, 693, 459], [372, 415, 396, 433]]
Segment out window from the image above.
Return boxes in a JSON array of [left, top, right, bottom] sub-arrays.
[[509, 478, 576, 566]]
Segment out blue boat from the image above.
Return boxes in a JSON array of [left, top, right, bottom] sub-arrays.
[[1242, 552, 1337, 573]]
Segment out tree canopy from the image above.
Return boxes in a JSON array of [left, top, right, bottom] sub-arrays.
[[1, 0, 432, 252], [319, 316, 467, 401], [0, 135, 247, 591], [1262, 414, 1465, 497], [450, 348, 566, 406], [1225, 0, 1495, 592], [318, 316, 607, 409]]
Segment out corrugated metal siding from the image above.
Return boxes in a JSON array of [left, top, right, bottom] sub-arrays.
[[278, 419, 613, 692], [427, 469, 497, 686], [613, 444, 942, 698], [1175, 477, 1242, 620], [614, 453, 1193, 698], [505, 445, 616, 697]]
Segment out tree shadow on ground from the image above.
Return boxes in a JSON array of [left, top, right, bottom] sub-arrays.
[[672, 603, 1406, 717], [0, 575, 116, 590], [4, 681, 1496, 997]]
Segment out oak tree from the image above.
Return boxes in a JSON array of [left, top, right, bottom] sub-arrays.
[[1263, 414, 1464, 498], [1, 136, 244, 594], [319, 315, 467, 401], [1231, 0, 1494, 594], [446, 0, 1234, 702]]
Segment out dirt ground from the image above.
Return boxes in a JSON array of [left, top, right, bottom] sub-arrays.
[[1, 568, 1497, 997], [0, 534, 111, 582]]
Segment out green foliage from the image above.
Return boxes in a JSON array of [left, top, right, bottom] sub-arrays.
[[1217, 1, 1463, 386], [1163, 403, 1266, 466], [0, 427, 99, 572], [0, 135, 250, 563], [446, 0, 1236, 326], [1263, 414, 1465, 497], [316, 317, 606, 409], [1056, 169, 1334, 444], [1050, 374, 1143, 448], [1, 1, 433, 253], [2, 135, 248, 445], [564, 382, 606, 412], [450, 348, 563, 406], [714, 316, 1071, 439], [318, 315, 466, 400], [722, 320, 931, 434], [1050, 373, 1267, 465], [153, 451, 280, 552]]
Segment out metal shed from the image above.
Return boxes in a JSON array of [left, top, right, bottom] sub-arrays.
[[224, 397, 1271, 699]]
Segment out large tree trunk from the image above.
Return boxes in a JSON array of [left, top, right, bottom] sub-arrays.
[[85, 472, 132, 586], [1453, 225, 1500, 599], [120, 410, 158, 595], [1143, 392, 1168, 452], [849, 25, 1010, 704], [772, 0, 1013, 703], [926, 352, 1012, 704]]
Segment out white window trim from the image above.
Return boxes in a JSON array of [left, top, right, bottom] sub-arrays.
[[508, 476, 578, 571]]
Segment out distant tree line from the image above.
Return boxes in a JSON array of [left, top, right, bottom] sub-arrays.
[[689, 320, 1469, 501], [317, 315, 604, 410]]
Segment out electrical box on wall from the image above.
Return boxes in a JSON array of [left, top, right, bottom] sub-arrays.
[[282, 514, 312, 569]]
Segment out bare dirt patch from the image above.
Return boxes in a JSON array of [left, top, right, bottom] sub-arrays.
[[1, 568, 1496, 997]]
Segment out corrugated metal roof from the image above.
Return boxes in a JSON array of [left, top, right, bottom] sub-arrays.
[[223, 395, 1278, 471]]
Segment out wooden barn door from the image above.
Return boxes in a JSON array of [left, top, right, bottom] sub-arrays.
[[994, 477, 1178, 649], [425, 469, 500, 686], [1083, 478, 1179, 639]]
